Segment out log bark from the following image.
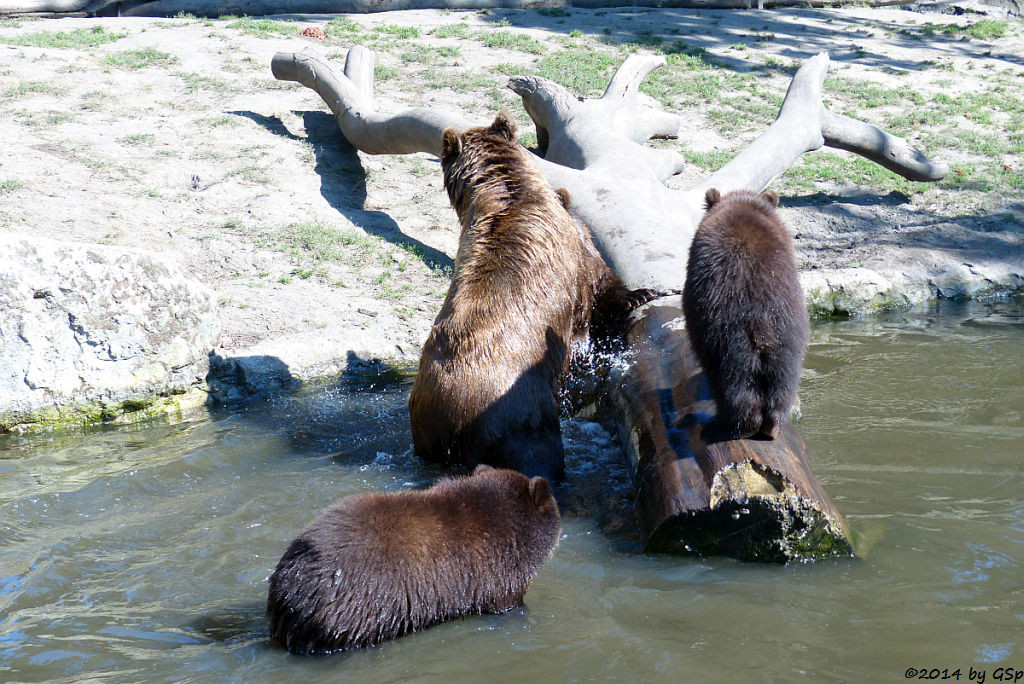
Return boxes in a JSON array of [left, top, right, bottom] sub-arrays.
[[606, 303, 851, 561], [272, 46, 946, 560]]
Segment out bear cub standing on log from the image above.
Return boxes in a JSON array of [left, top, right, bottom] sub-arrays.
[[266, 466, 561, 654], [409, 111, 654, 480], [682, 188, 809, 441]]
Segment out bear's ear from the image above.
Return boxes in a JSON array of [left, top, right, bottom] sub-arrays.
[[761, 190, 780, 208], [704, 188, 722, 211], [555, 187, 571, 211], [528, 476, 552, 508], [490, 110, 517, 141], [472, 464, 496, 476], [442, 127, 462, 158]]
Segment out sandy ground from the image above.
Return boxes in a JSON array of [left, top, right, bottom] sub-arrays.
[[1, 6, 1022, 386]]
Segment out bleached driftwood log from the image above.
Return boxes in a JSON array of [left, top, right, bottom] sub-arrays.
[[272, 46, 946, 561]]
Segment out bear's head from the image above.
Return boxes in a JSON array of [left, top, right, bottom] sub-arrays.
[[440, 112, 520, 221], [470, 464, 561, 561], [704, 187, 780, 213]]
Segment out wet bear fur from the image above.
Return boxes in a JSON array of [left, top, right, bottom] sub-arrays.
[[266, 466, 561, 654], [409, 111, 654, 480], [682, 188, 809, 440]]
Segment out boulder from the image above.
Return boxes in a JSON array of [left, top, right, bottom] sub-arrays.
[[0, 234, 220, 432]]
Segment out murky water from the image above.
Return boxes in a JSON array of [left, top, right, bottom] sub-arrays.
[[2, 299, 1022, 683]]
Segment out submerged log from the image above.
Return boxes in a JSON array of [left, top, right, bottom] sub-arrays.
[[606, 302, 851, 561], [271, 46, 945, 560]]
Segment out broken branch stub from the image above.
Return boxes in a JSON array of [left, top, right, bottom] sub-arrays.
[[271, 47, 946, 560]]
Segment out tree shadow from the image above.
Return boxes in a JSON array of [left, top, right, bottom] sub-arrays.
[[480, 6, 1020, 72], [781, 189, 1024, 279], [228, 110, 453, 276]]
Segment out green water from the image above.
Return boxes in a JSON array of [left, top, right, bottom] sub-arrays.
[[1, 299, 1022, 683]]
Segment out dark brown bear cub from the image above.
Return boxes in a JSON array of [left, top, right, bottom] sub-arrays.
[[682, 188, 809, 441], [409, 111, 653, 480], [266, 466, 561, 654]]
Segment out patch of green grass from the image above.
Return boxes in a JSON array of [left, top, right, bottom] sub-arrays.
[[326, 17, 362, 36], [79, 90, 114, 111], [1003, 167, 1024, 189], [102, 47, 178, 70], [119, 133, 156, 146], [225, 17, 298, 37], [951, 130, 1012, 157], [884, 107, 945, 132], [401, 45, 460, 64], [379, 281, 415, 302], [642, 58, 723, 106], [375, 64, 399, 82], [518, 131, 538, 149], [941, 163, 993, 191], [4, 80, 67, 98], [267, 221, 377, 265], [826, 77, 922, 109], [259, 221, 450, 299], [478, 30, 546, 55], [206, 114, 237, 127], [0, 25, 127, 49], [17, 109, 74, 127], [963, 19, 1007, 40], [627, 29, 663, 49], [778, 151, 924, 195], [704, 83, 782, 135], [0, 179, 24, 194], [680, 149, 736, 172], [431, 22, 470, 39], [534, 47, 618, 96], [377, 24, 420, 38], [421, 67, 495, 94], [179, 72, 235, 93]]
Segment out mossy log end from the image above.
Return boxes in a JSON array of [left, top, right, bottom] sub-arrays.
[[604, 300, 853, 563]]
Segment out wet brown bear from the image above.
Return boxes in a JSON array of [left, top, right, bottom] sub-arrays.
[[409, 111, 654, 480], [266, 466, 561, 654], [682, 188, 809, 441]]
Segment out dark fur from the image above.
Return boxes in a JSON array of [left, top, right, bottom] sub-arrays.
[[682, 188, 809, 440], [409, 111, 655, 480], [267, 466, 561, 654]]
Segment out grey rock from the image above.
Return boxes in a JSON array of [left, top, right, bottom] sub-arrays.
[[1, 234, 220, 431]]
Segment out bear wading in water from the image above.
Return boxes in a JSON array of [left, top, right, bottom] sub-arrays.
[[409, 111, 654, 480], [682, 188, 809, 441], [266, 466, 561, 654]]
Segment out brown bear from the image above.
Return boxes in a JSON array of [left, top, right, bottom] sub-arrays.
[[409, 111, 655, 480], [682, 188, 809, 441], [266, 465, 561, 654]]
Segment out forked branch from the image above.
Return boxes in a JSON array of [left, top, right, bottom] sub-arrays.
[[271, 46, 947, 293]]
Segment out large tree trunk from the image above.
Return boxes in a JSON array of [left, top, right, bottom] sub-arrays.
[[272, 46, 946, 561]]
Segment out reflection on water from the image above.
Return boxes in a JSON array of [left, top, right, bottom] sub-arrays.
[[1, 298, 1022, 682]]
